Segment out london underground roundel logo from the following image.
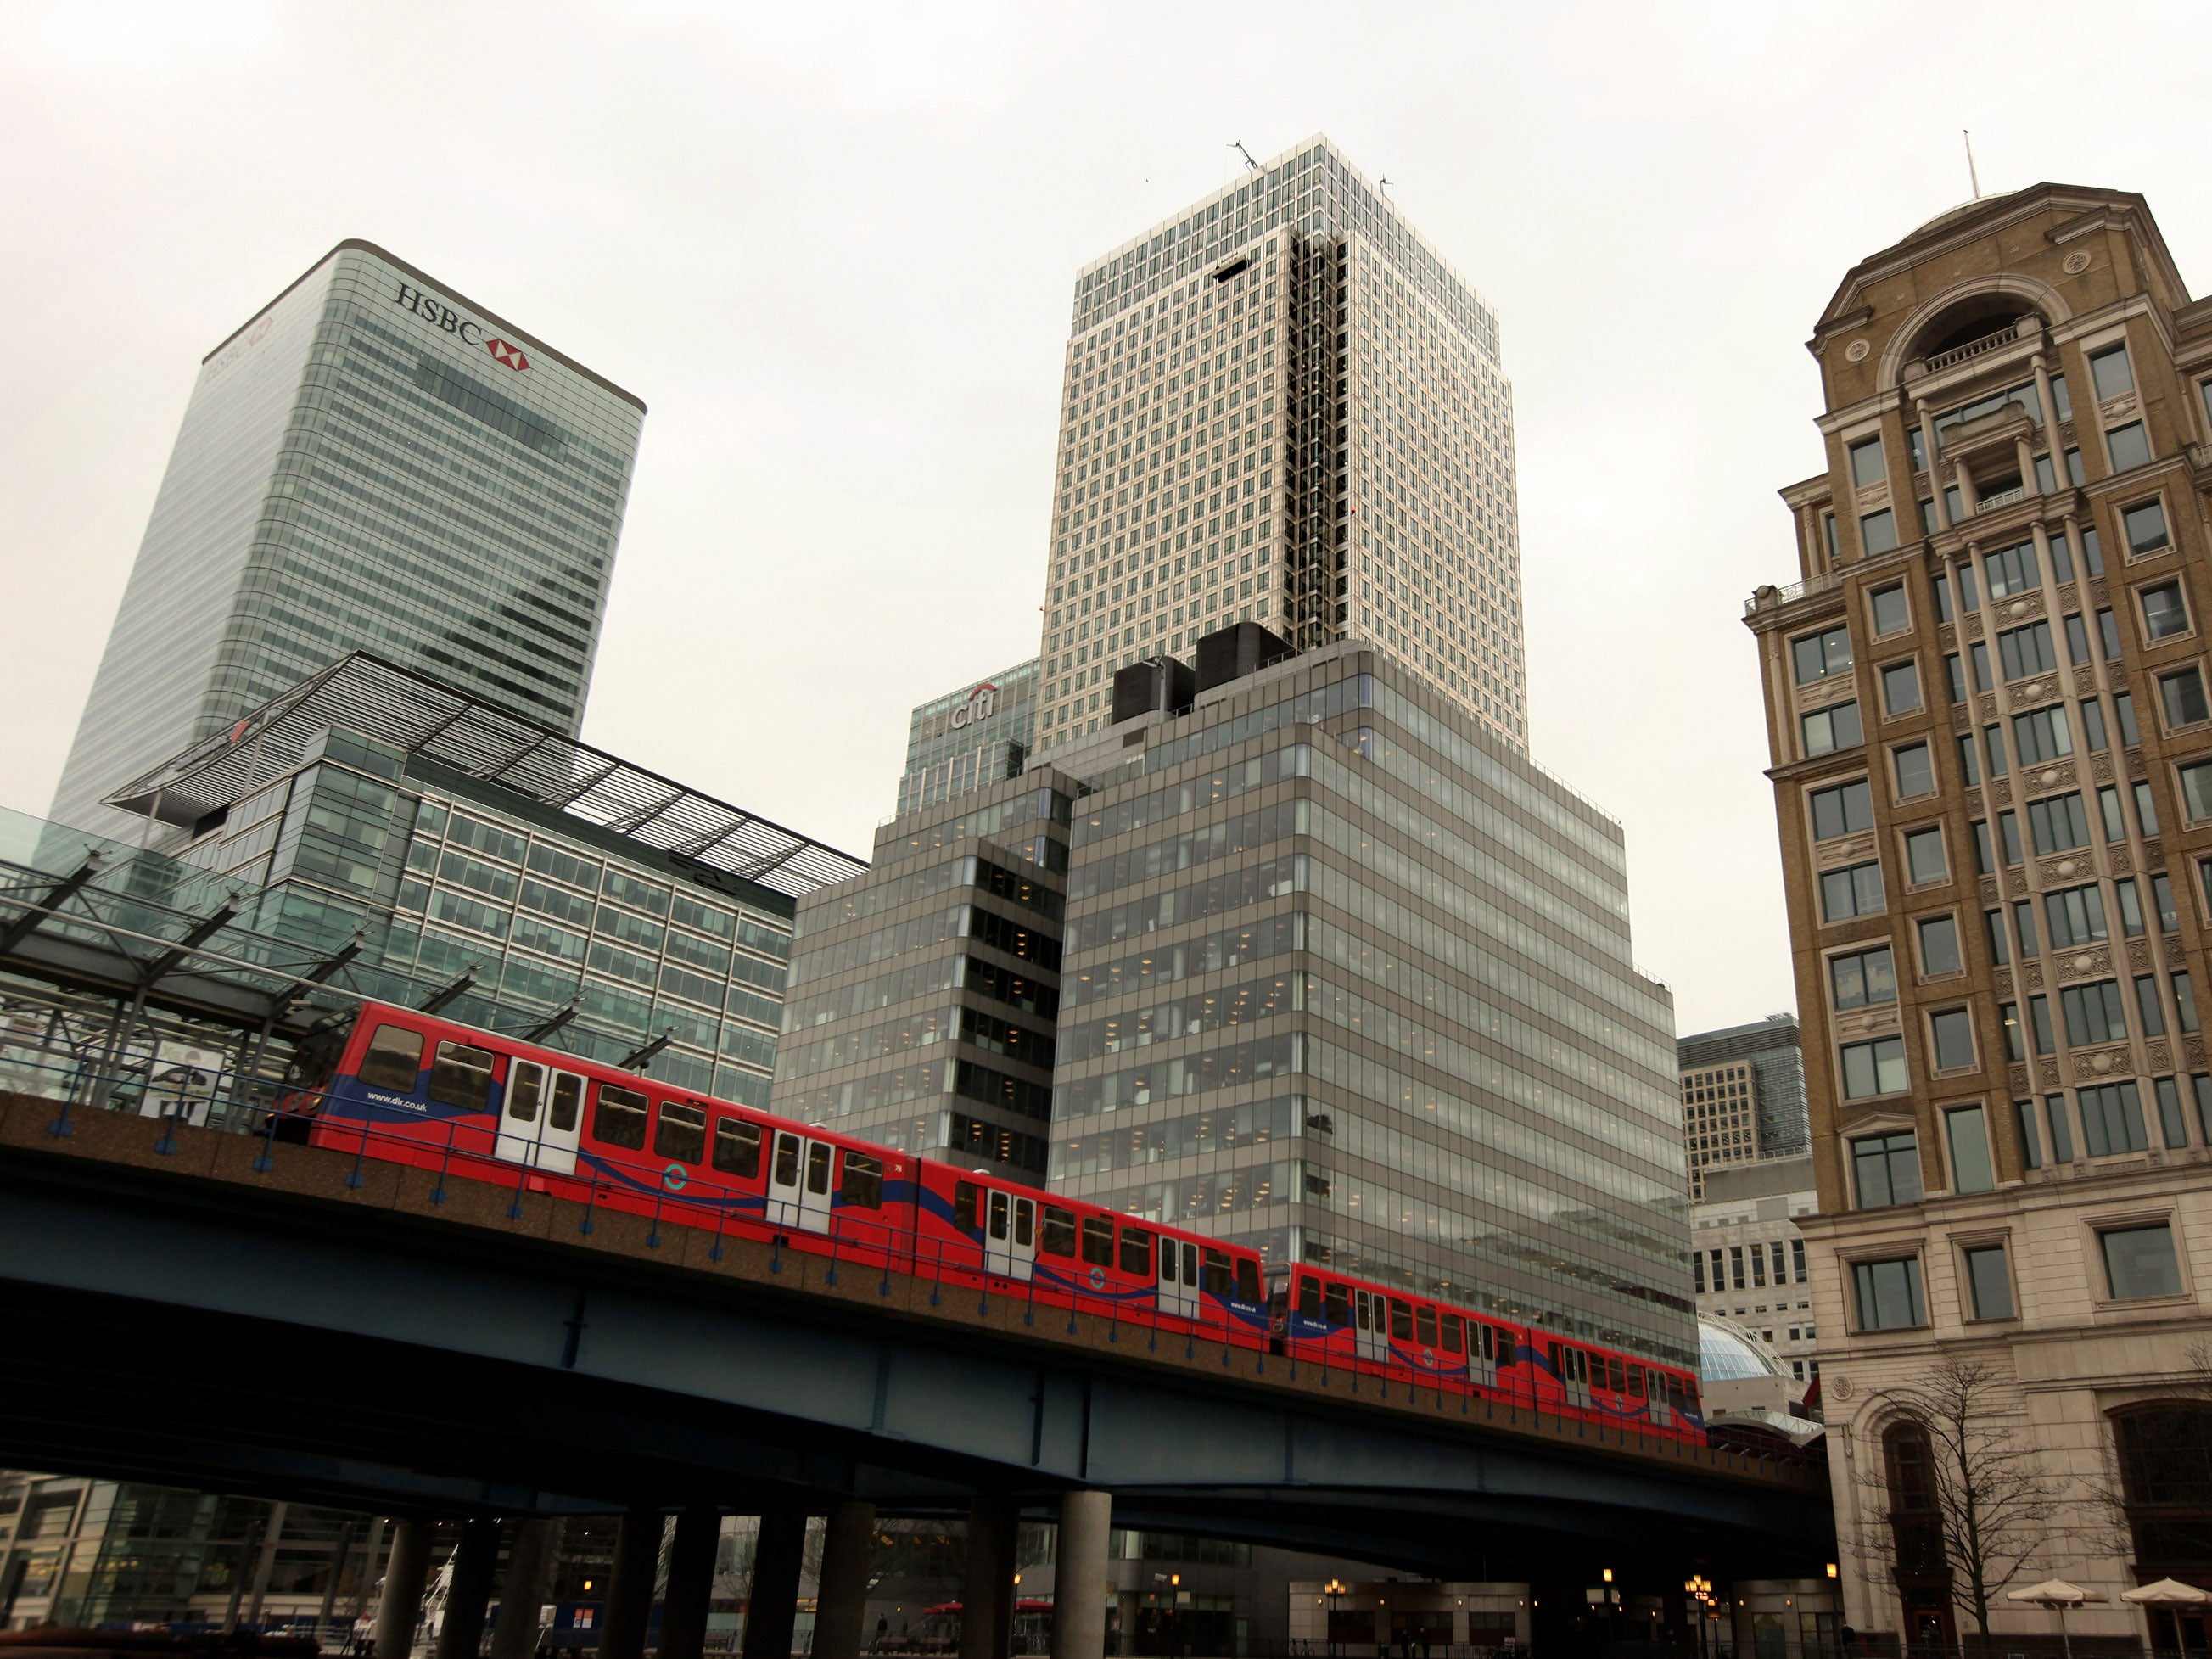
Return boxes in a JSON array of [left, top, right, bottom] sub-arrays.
[[486, 339, 530, 373]]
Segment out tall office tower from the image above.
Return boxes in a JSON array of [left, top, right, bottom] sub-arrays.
[[1035, 136, 1524, 752], [1677, 1014, 1809, 1197], [50, 240, 644, 843], [1047, 636, 1691, 1369], [896, 659, 1039, 816], [1747, 185, 2212, 1645]]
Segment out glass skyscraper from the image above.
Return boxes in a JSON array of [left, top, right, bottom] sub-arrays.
[[895, 659, 1039, 816], [1037, 136, 1525, 751], [51, 240, 644, 843]]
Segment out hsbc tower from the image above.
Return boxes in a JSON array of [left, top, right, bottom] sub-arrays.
[[50, 240, 645, 841]]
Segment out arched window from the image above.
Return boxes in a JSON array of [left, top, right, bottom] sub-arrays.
[[2111, 1404, 2212, 1579], [1910, 298, 2045, 366]]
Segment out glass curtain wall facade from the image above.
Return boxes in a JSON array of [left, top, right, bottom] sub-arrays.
[[1048, 643, 1692, 1367], [773, 772, 1075, 1181], [1678, 1015, 1810, 1197], [1037, 136, 1525, 752], [897, 659, 1039, 817], [52, 240, 643, 843]]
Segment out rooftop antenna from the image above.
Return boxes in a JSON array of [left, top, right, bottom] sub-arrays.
[[1963, 129, 1981, 199], [1230, 139, 1260, 172]]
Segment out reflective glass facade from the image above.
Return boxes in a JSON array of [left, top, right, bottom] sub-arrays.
[[1049, 645, 1692, 1367], [1038, 136, 1524, 752], [896, 659, 1039, 816], [53, 241, 642, 842]]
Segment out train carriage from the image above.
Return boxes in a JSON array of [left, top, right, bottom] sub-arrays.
[[283, 1000, 1271, 1346]]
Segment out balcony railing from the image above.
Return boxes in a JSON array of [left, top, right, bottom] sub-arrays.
[[1922, 323, 2019, 375], [1744, 569, 1843, 616], [1974, 485, 2029, 514]]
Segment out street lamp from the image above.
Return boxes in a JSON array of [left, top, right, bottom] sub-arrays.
[[1326, 1579, 1347, 1659]]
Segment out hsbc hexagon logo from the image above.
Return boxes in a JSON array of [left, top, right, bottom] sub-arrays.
[[485, 339, 530, 373], [395, 280, 532, 373]]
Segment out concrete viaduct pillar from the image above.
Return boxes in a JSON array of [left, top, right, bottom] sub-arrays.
[[490, 1518, 564, 1659], [1049, 1492, 1112, 1659], [433, 1518, 501, 1659], [596, 1510, 663, 1659], [958, 1495, 1018, 1659], [371, 1519, 434, 1659], [812, 1501, 878, 1659], [660, 1509, 723, 1659], [740, 1510, 809, 1659]]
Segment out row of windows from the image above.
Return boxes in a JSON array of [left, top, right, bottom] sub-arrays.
[[1852, 1215, 2179, 1335], [1693, 1238, 1808, 1294]]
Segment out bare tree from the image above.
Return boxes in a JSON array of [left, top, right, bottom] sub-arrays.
[[1856, 1354, 2070, 1649]]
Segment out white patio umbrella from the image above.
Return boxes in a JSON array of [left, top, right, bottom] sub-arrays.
[[2008, 1579, 2109, 1659], [2123, 1578, 2211, 1651]]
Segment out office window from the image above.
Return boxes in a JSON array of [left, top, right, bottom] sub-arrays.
[[1853, 1131, 1921, 1207], [1946, 1106, 1995, 1194], [2102, 1224, 2183, 1301], [1801, 701, 1862, 756], [1831, 945, 1896, 1010], [2154, 1077, 2191, 1151], [1730, 1245, 1745, 1289], [2045, 883, 2109, 949], [2013, 898, 2041, 958], [1871, 581, 1911, 635], [2154, 872, 2180, 933], [2182, 761, 2212, 823], [2036, 453, 2059, 494], [1853, 1257, 1926, 1330], [2103, 608, 2125, 662], [2066, 613, 2093, 665], [1957, 733, 1980, 786], [2103, 787, 2130, 845], [1862, 509, 1900, 556], [1851, 437, 1890, 491], [1883, 661, 1924, 716], [1985, 541, 2040, 599], [2030, 995, 2056, 1055], [1963, 1245, 2013, 1319], [1985, 910, 2011, 967], [2124, 500, 2172, 557], [2162, 669, 2209, 730], [2136, 975, 2169, 1037], [2082, 697, 2109, 754], [2045, 1093, 2075, 1162], [2062, 979, 2129, 1046], [2082, 523, 2106, 575], [1812, 779, 1874, 839], [2142, 581, 2192, 642], [1895, 743, 1935, 798], [1694, 1253, 1705, 1293], [2108, 422, 2152, 473], [2177, 971, 2199, 1034], [2028, 792, 2091, 855], [1822, 860, 1885, 921], [1842, 1038, 1909, 1101], [2197, 1076, 2212, 1145], [1997, 621, 2058, 681], [1946, 653, 1966, 703], [2015, 1099, 2041, 1169], [2002, 1000, 2025, 1061], [2013, 706, 2074, 765], [1904, 827, 1948, 884], [1972, 641, 1994, 693], [1918, 914, 1962, 975], [2050, 524, 2078, 581], [1973, 819, 1995, 873], [2090, 342, 2136, 400], [1929, 1006, 1976, 1071], [1791, 1240, 1807, 1283], [1931, 571, 1952, 623], [2114, 876, 2145, 939], [1793, 625, 1854, 683], [1999, 810, 2024, 866], [2135, 779, 2161, 837]]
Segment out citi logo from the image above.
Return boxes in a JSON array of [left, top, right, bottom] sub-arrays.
[[395, 281, 530, 373]]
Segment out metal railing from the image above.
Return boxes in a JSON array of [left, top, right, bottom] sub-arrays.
[[0, 1056, 1817, 1488], [1744, 571, 1844, 617], [1923, 324, 2020, 375], [1974, 485, 2029, 514]]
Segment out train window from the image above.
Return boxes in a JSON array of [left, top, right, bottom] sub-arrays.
[[1180, 1241, 1199, 1287], [428, 1042, 495, 1112], [773, 1132, 801, 1186], [1298, 1276, 1323, 1320], [1441, 1314, 1464, 1355], [1324, 1281, 1351, 1326], [987, 1190, 1008, 1241], [1119, 1225, 1152, 1276], [1607, 1357, 1626, 1393], [1201, 1248, 1232, 1298], [1080, 1215, 1114, 1268], [1354, 1290, 1371, 1331], [1494, 1329, 1515, 1366], [1235, 1258, 1261, 1303], [506, 1064, 543, 1123], [596, 1085, 650, 1151], [549, 1073, 582, 1132], [1040, 1206, 1077, 1258], [358, 1024, 424, 1091], [840, 1152, 883, 1209], [654, 1101, 707, 1165], [1388, 1299, 1413, 1342], [1014, 1199, 1034, 1248], [1546, 1341, 1561, 1373], [954, 1181, 979, 1235], [1415, 1306, 1437, 1348], [1627, 1366, 1646, 1400], [805, 1141, 832, 1196], [712, 1117, 763, 1180]]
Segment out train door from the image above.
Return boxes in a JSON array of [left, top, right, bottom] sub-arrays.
[[768, 1130, 836, 1233], [1158, 1236, 1201, 1320], [1352, 1289, 1390, 1364], [495, 1061, 586, 1174], [984, 1188, 1038, 1281]]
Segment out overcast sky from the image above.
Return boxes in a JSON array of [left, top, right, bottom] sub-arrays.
[[4, 1, 2208, 1034]]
